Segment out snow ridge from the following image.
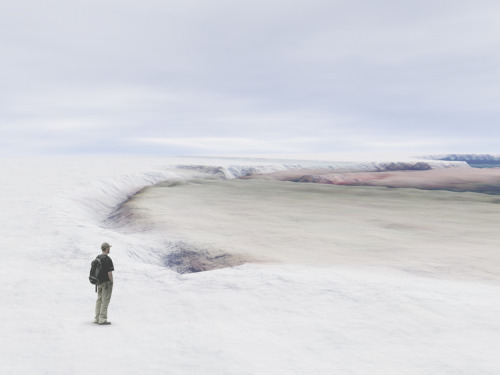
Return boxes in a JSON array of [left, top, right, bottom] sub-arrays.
[[176, 160, 468, 180]]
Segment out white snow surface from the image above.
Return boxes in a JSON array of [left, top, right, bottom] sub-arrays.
[[1, 156, 498, 374]]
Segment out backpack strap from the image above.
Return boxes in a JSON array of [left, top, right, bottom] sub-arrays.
[[94, 255, 104, 292]]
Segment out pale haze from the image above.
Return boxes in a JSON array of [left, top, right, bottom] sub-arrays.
[[1, 0, 500, 155]]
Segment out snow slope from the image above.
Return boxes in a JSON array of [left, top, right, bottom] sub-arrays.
[[1, 156, 499, 374]]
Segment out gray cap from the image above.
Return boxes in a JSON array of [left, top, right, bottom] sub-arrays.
[[101, 242, 112, 251]]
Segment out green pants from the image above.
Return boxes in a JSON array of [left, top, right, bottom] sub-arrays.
[[95, 281, 113, 323]]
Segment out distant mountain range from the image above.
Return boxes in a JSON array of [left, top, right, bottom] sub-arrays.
[[418, 154, 500, 166]]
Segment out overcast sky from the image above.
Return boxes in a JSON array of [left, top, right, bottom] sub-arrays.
[[1, 0, 499, 156]]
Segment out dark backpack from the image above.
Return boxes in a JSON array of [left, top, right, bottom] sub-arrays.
[[89, 255, 104, 290]]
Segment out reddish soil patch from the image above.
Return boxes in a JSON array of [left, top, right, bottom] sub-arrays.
[[246, 167, 500, 194]]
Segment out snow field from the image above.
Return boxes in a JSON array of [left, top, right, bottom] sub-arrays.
[[0, 156, 499, 374]]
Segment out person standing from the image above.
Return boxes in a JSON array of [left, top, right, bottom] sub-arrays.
[[94, 242, 114, 325]]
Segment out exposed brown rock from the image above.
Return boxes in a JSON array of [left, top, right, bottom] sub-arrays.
[[164, 243, 248, 274]]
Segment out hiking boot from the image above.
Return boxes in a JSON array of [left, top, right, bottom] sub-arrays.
[[98, 321, 111, 325]]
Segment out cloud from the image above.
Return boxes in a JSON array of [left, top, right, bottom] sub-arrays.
[[1, 0, 500, 155], [134, 136, 323, 154]]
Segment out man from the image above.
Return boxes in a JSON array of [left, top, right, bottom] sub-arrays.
[[94, 242, 114, 325]]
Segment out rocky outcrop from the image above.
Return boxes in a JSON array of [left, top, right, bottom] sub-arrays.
[[376, 162, 432, 171]]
